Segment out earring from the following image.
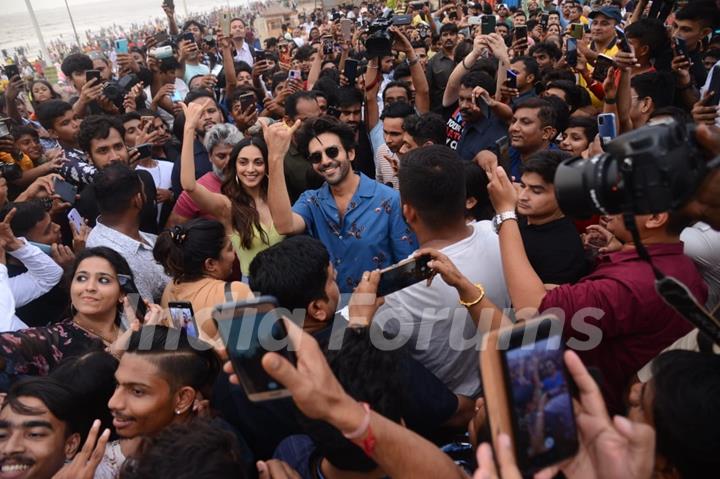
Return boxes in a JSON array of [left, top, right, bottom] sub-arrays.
[[175, 409, 181, 415]]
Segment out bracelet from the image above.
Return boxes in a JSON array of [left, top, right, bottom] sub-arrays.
[[342, 402, 371, 439], [604, 97, 616, 104], [459, 283, 486, 308], [408, 57, 419, 67], [462, 57, 471, 69]]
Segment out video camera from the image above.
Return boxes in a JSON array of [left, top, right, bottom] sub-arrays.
[[554, 119, 708, 217], [365, 11, 412, 58]]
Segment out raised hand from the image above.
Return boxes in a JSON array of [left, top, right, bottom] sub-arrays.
[[0, 208, 22, 252], [260, 119, 301, 161], [180, 97, 212, 131], [348, 270, 383, 326], [51, 419, 110, 479]]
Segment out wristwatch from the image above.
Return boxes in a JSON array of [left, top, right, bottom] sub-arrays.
[[493, 210, 518, 233]]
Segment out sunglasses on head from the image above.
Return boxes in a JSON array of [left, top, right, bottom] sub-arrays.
[[308, 145, 340, 164]]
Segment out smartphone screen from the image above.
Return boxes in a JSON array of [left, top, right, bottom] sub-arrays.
[[169, 302, 198, 337], [506, 69, 518, 89], [674, 37, 688, 59], [53, 178, 77, 205], [501, 320, 578, 473], [566, 38, 577, 67], [5, 64, 19, 79], [341, 19, 353, 41], [238, 92, 256, 112], [214, 296, 294, 401], [514, 25, 528, 41], [591, 55, 614, 82], [376, 255, 432, 297]]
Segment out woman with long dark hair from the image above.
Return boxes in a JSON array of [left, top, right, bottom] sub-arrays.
[[179, 100, 283, 279], [0, 247, 136, 391]]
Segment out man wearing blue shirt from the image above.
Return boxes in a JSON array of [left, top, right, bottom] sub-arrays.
[[265, 116, 418, 293]]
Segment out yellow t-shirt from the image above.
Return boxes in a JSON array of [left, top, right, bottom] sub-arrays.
[[230, 223, 284, 277], [0, 151, 34, 171]]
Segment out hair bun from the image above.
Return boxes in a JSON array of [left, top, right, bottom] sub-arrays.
[[169, 225, 188, 246]]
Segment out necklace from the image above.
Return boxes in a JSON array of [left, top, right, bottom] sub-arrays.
[[73, 318, 119, 344]]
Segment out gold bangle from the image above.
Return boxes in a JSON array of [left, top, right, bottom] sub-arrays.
[[459, 283, 485, 308]]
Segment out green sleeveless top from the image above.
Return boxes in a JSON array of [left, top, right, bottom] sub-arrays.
[[229, 223, 284, 277]]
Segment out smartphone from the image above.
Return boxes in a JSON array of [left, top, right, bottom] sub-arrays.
[[481, 316, 579, 476], [466, 15, 481, 26], [506, 69, 518, 89], [322, 39, 334, 55], [213, 296, 294, 401], [597, 113, 617, 149], [4, 64, 19, 79], [288, 69, 302, 81], [481, 15, 496, 35], [514, 25, 528, 41], [170, 89, 184, 102], [180, 32, 195, 44], [674, 37, 688, 59], [615, 26, 631, 53], [254, 49, 267, 61], [376, 255, 433, 297], [238, 92, 256, 112], [67, 208, 84, 233], [540, 13, 549, 28], [53, 177, 77, 205], [344, 58, 359, 86], [705, 65, 720, 107], [210, 63, 223, 77], [570, 23, 584, 40], [341, 18, 354, 41], [566, 38, 577, 67], [475, 92, 490, 118], [221, 12, 231, 36], [85, 69, 102, 84], [168, 301, 199, 337], [136, 143, 152, 159], [115, 38, 129, 54], [163, 0, 174, 9], [591, 54, 615, 82], [117, 274, 148, 321], [393, 14, 413, 26], [0, 118, 10, 138]]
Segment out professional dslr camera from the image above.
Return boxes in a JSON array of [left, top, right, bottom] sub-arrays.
[[102, 73, 141, 109], [365, 11, 412, 58], [554, 119, 708, 217]]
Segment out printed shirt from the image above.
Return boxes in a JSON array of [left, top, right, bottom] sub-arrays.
[[446, 107, 464, 151], [292, 173, 418, 293]]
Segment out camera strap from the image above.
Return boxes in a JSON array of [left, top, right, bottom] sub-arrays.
[[620, 162, 720, 347]]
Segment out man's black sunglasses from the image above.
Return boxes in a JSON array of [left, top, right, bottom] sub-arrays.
[[308, 146, 340, 164]]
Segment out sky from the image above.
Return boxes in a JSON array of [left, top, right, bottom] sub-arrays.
[[6, 0, 104, 15]]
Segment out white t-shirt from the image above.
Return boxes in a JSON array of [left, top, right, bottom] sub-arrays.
[[136, 160, 175, 223], [681, 221, 720, 311], [700, 59, 720, 127], [376, 221, 511, 397]]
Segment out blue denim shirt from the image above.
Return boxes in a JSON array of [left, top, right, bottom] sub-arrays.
[[292, 173, 418, 293]]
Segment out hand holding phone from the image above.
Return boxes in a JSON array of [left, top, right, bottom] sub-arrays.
[[117, 274, 148, 321], [53, 178, 77, 205], [376, 255, 433, 297], [169, 301, 198, 337], [214, 297, 294, 401]]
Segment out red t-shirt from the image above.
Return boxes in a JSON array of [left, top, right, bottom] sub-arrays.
[[171, 172, 222, 219]]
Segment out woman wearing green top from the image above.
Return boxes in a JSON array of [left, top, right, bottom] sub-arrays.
[[180, 99, 283, 279]]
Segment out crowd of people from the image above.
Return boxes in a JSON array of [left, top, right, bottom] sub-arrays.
[[1, 0, 720, 477]]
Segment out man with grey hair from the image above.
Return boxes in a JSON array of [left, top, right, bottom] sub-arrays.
[[166, 122, 243, 227]]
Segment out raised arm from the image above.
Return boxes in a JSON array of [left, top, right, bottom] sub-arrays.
[[364, 58, 381, 132], [178, 101, 231, 226], [162, 1, 179, 36], [444, 32, 485, 107], [256, 319, 467, 479], [262, 121, 307, 235], [217, 33, 238, 100], [390, 27, 430, 114], [306, 42, 323, 91]]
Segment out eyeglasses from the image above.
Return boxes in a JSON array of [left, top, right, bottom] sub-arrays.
[[308, 146, 340, 164]]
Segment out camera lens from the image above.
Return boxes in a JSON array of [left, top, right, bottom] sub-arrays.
[[554, 154, 621, 217]]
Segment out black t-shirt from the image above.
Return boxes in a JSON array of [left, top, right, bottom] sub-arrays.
[[520, 216, 587, 285]]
